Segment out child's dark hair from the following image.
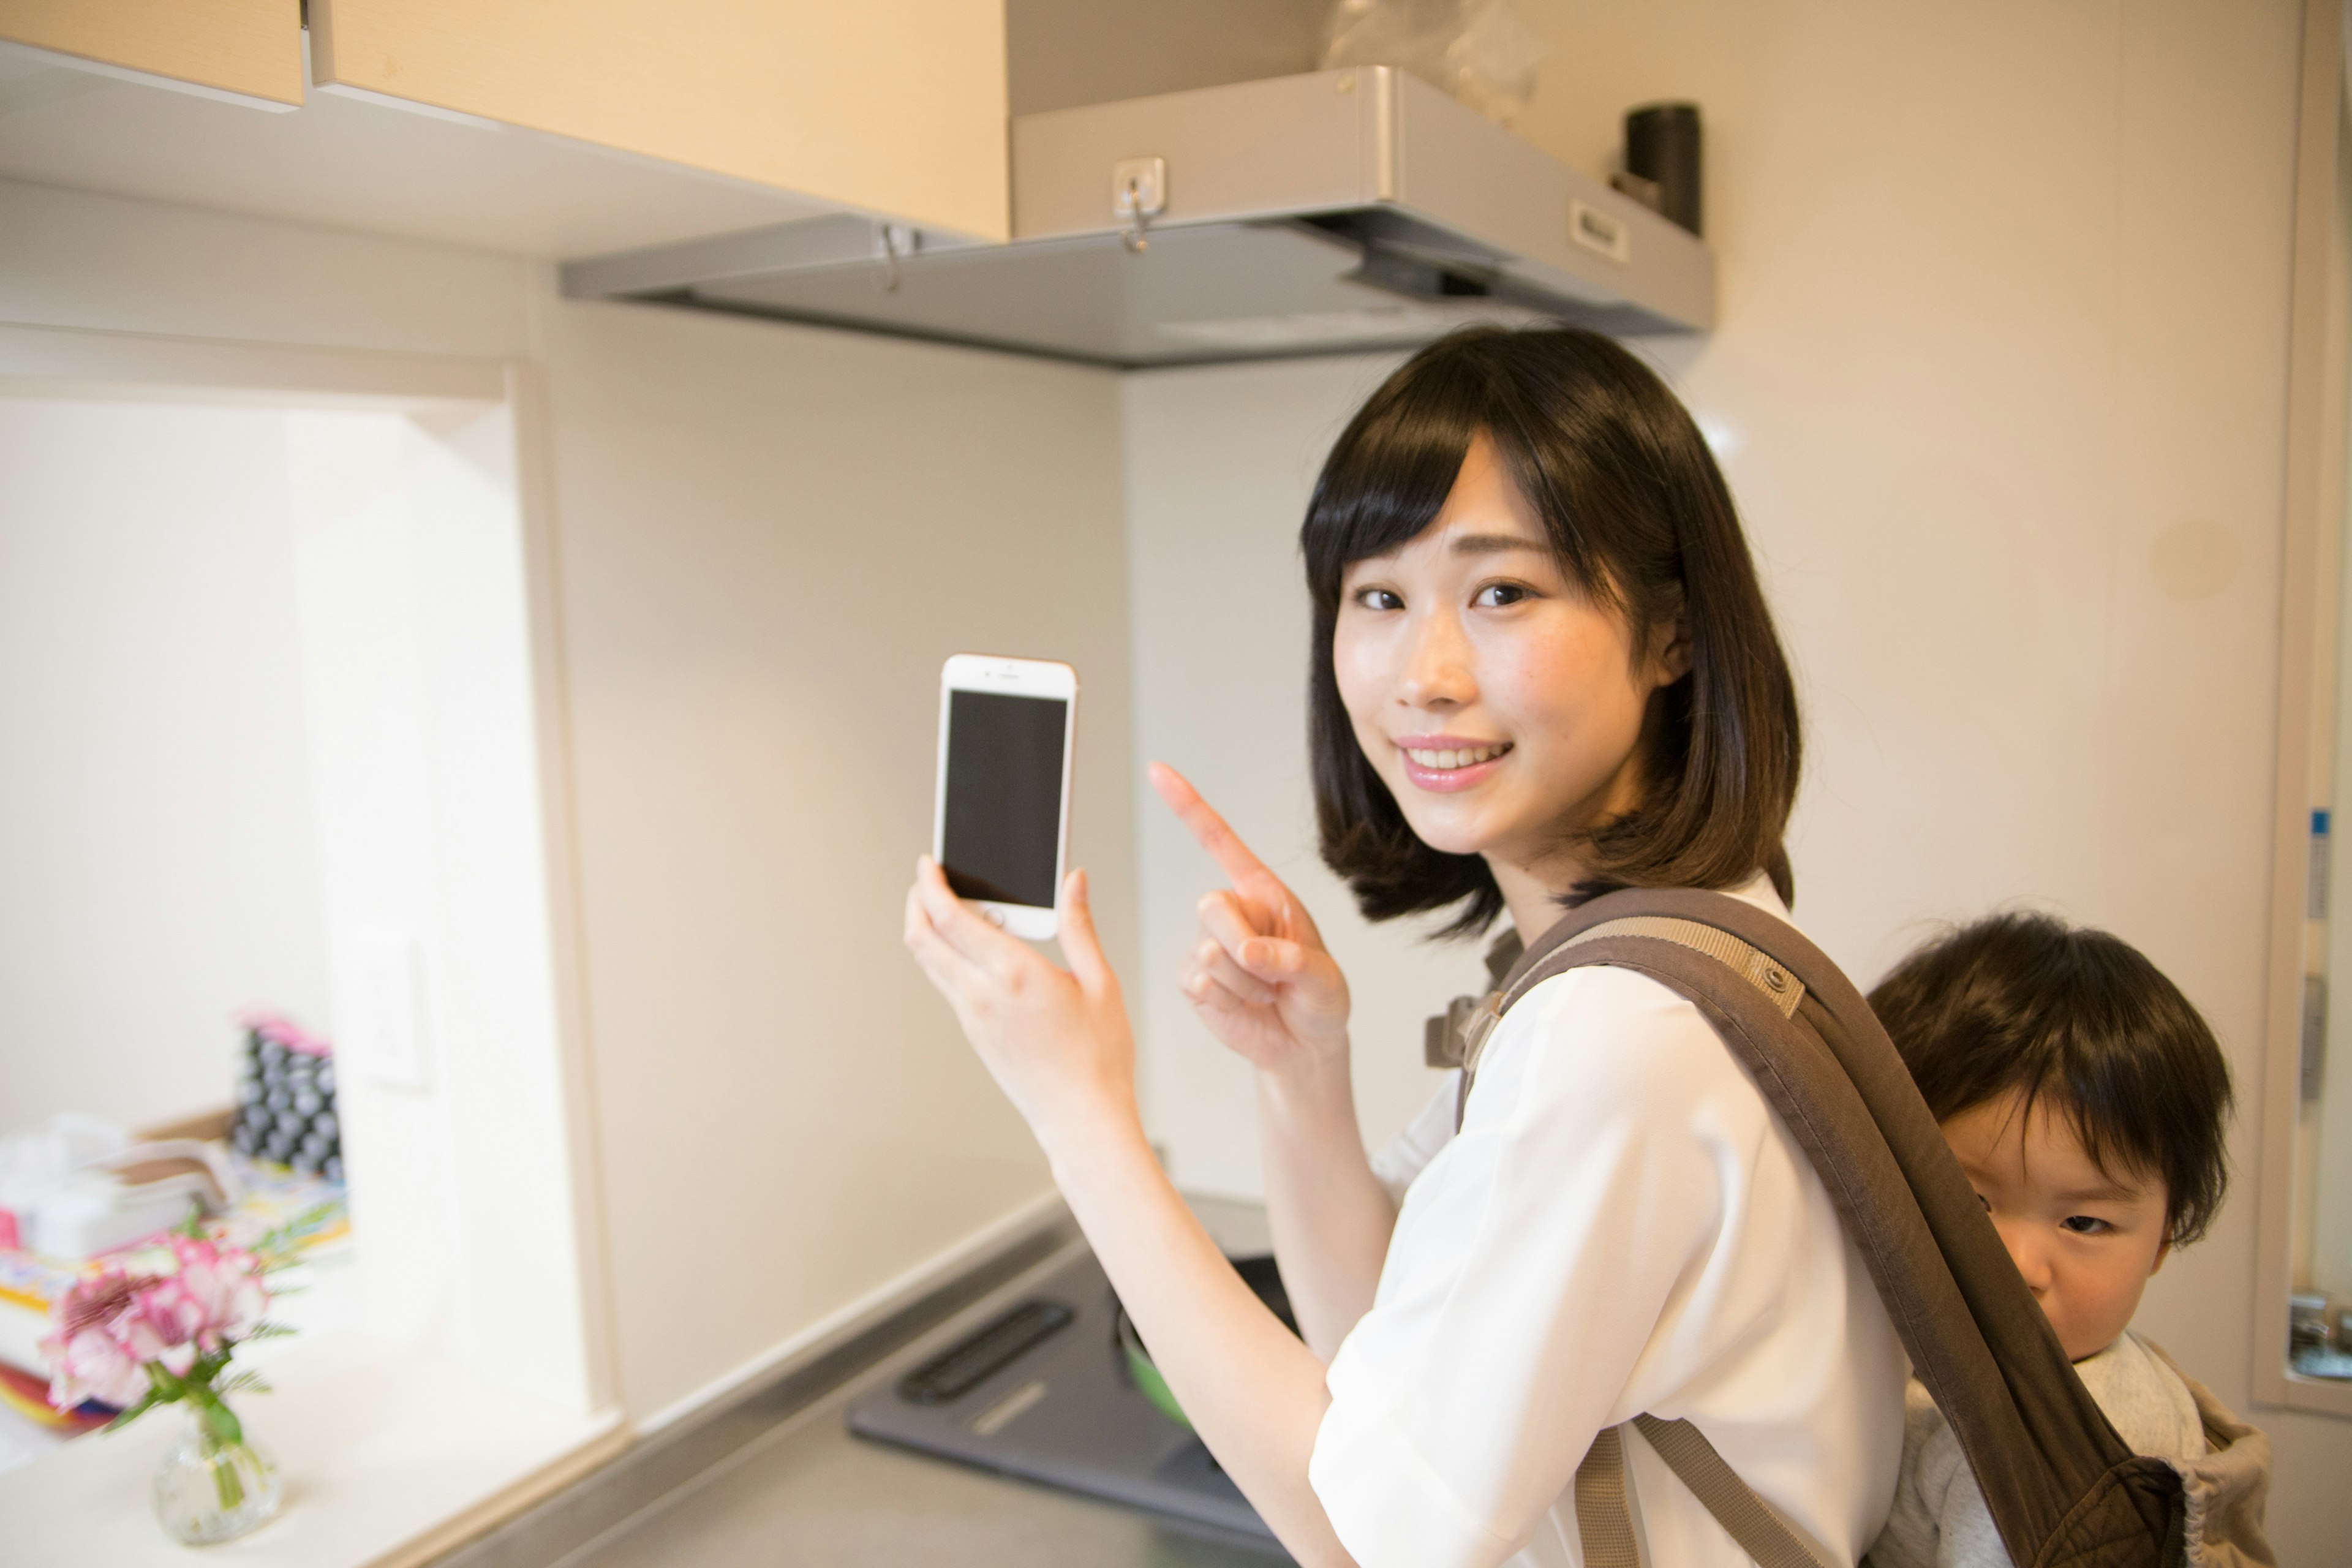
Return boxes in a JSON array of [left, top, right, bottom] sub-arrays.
[[1868, 912, 2233, 1246], [1302, 326, 1801, 934]]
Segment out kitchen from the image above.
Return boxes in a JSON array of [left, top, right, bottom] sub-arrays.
[[0, 1, 2344, 1564]]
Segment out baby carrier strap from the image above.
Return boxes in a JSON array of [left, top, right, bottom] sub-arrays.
[[1429, 886, 2183, 1568]]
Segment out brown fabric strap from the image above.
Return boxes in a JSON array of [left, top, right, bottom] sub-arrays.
[[1573, 1423, 1641, 1568], [1563, 916, 1806, 1019], [1633, 1415, 1828, 1567], [1574, 1416, 1831, 1568]]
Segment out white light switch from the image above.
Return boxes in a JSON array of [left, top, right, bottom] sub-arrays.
[[338, 927, 430, 1091]]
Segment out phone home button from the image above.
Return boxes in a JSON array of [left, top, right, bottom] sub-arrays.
[[981, 907, 1006, 929]]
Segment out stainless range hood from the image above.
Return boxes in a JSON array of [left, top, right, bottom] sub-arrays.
[[560, 67, 1714, 368]]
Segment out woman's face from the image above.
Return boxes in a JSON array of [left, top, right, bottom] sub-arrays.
[[1333, 434, 1684, 895]]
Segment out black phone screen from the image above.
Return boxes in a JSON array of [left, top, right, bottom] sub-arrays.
[[941, 690, 1068, 908]]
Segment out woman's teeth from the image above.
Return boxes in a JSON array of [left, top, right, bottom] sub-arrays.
[[1404, 743, 1510, 769]]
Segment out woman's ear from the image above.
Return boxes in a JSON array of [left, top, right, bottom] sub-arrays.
[[1652, 614, 1694, 688]]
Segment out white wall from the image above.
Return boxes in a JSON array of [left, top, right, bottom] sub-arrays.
[[1122, 2, 2346, 1557], [535, 298, 1136, 1422], [0, 397, 333, 1133]]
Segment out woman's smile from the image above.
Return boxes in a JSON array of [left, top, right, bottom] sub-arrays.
[[1395, 734, 1515, 791]]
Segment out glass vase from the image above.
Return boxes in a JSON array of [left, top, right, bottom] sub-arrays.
[[151, 1404, 281, 1545]]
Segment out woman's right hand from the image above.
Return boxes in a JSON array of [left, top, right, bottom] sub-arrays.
[[1150, 763, 1351, 1080]]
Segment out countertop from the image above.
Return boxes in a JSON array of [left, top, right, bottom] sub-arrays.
[[439, 1197, 1290, 1568], [0, 1327, 623, 1568]]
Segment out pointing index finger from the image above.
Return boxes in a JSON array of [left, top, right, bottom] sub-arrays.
[[1149, 761, 1274, 889]]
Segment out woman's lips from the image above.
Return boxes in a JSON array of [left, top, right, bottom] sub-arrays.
[[1395, 737, 1512, 794]]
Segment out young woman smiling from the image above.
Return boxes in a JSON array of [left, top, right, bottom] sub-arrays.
[[905, 328, 1905, 1567]]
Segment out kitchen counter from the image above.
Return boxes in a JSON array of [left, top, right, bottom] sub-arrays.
[[0, 1328, 624, 1568], [437, 1199, 1289, 1568]]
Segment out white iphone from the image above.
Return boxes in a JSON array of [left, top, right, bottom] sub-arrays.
[[933, 654, 1079, 941]]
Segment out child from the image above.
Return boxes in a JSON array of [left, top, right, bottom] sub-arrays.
[[1863, 911, 2272, 1567]]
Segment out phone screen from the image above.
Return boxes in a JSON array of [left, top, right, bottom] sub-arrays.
[[941, 689, 1068, 909]]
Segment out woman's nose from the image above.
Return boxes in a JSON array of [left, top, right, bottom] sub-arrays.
[[1397, 609, 1474, 708]]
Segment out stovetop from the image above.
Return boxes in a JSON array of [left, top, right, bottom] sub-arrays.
[[846, 1250, 1284, 1551]]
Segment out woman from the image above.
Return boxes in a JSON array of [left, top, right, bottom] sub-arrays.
[[905, 328, 1904, 1567]]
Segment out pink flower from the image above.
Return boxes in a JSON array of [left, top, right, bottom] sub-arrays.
[[43, 1321, 149, 1409], [38, 1237, 271, 1411], [159, 1236, 268, 1350], [40, 1265, 149, 1409]]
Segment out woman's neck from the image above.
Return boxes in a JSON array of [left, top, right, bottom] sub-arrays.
[[1488, 854, 1587, 948]]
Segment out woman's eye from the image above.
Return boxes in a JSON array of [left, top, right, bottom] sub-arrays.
[[1353, 587, 1404, 611], [1473, 582, 1531, 608], [2059, 1215, 2111, 1236]]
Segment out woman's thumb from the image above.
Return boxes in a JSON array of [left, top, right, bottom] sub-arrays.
[[1058, 869, 1114, 993]]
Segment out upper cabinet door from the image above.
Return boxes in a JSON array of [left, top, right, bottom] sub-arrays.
[[309, 0, 1011, 241], [0, 0, 303, 107]]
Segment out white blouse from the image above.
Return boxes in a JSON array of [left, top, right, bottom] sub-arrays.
[[1308, 876, 1907, 1567]]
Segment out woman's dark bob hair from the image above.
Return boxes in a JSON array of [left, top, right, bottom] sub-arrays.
[[1303, 326, 1800, 935]]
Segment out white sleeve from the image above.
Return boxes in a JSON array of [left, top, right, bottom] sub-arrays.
[[1366, 1075, 1461, 1205], [1306, 968, 1751, 1568]]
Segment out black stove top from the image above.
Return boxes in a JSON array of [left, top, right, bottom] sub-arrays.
[[846, 1249, 1291, 1558]]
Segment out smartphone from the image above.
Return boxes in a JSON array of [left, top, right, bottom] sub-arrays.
[[933, 654, 1078, 940]]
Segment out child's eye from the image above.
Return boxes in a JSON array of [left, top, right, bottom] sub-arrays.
[[1353, 587, 1403, 611], [2059, 1215, 2112, 1236], [1473, 582, 1531, 608]]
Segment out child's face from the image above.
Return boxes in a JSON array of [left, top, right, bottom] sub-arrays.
[[1940, 1091, 2171, 1362]]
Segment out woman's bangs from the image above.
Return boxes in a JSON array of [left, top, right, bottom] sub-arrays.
[[1303, 370, 1494, 597]]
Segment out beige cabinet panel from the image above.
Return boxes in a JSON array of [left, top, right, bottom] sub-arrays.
[[0, 0, 302, 105], [311, 0, 1009, 241]]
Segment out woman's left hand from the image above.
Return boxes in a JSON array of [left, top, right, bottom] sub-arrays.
[[903, 856, 1137, 1148]]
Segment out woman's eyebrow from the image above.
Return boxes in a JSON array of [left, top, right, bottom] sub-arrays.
[[1449, 532, 1543, 555]]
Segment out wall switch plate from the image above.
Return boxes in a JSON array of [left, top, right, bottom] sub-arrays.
[[338, 927, 431, 1092]]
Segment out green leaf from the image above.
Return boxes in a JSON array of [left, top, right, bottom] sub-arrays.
[[198, 1396, 244, 1449], [102, 1389, 161, 1433], [172, 1197, 209, 1240], [252, 1201, 342, 1270], [215, 1371, 273, 1397], [241, 1321, 296, 1341]]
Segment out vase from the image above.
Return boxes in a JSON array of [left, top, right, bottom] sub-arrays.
[[151, 1403, 281, 1545]]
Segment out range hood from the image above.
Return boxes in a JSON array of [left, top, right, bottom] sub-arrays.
[[560, 67, 1713, 368]]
